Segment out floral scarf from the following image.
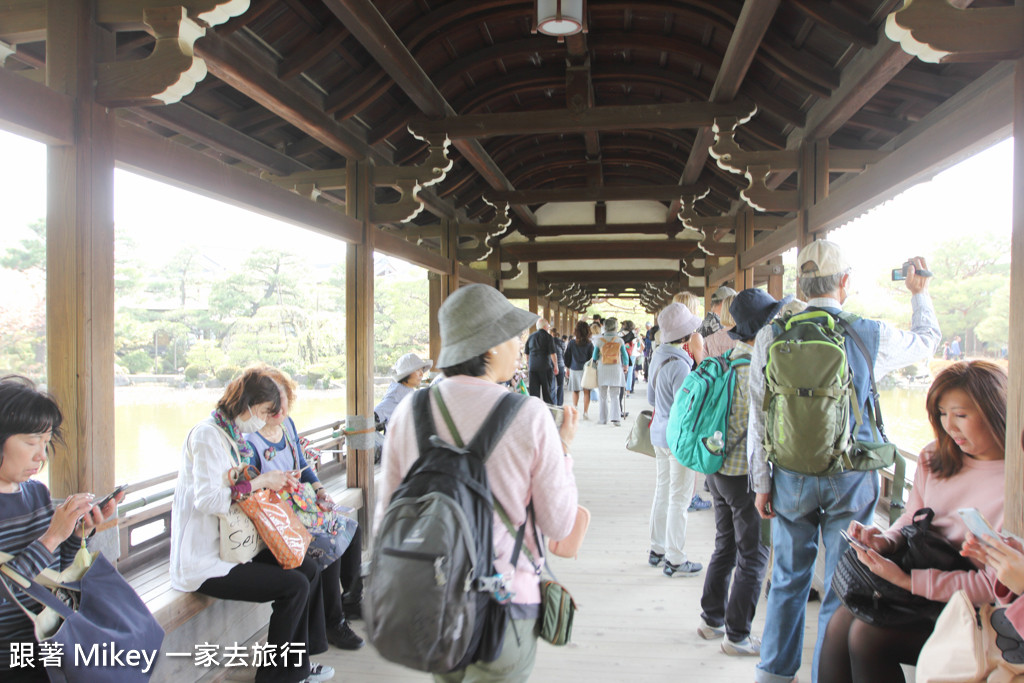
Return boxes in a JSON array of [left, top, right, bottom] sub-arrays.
[[211, 409, 257, 465]]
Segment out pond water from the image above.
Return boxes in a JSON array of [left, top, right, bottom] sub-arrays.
[[105, 383, 937, 486]]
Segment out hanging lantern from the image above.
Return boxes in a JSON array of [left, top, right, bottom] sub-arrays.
[[536, 0, 585, 37]]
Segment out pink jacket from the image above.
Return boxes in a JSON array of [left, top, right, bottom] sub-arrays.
[[376, 375, 578, 605], [884, 451, 1004, 605]]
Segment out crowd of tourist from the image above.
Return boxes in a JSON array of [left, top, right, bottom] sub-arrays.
[[1, 238, 1019, 683]]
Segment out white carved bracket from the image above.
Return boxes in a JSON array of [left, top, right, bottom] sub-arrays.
[[885, 0, 1024, 63]]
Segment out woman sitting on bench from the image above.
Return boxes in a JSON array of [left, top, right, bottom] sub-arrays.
[[170, 367, 334, 683], [0, 376, 123, 683]]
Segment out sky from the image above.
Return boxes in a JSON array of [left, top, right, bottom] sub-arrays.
[[0, 130, 1014, 283]]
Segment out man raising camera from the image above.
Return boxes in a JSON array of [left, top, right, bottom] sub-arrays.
[[748, 240, 940, 683]]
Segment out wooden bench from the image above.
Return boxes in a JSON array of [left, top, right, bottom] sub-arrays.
[[129, 480, 366, 682]]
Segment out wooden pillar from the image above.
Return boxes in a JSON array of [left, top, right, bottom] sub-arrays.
[[45, 1, 116, 498], [527, 263, 539, 314], [704, 255, 719, 311], [428, 272, 443, 363], [734, 210, 755, 290], [345, 161, 375, 537], [798, 140, 829, 250], [1005, 52, 1024, 536], [767, 256, 785, 299]]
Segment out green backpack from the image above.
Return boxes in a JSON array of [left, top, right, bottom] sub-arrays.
[[762, 309, 896, 477], [666, 348, 750, 474]]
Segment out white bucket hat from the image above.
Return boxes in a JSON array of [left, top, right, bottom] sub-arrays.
[[393, 353, 433, 382], [437, 284, 539, 367], [658, 303, 702, 342]]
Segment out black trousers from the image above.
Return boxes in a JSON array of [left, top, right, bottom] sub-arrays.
[[528, 369, 554, 403], [700, 472, 770, 642], [198, 548, 326, 683], [323, 526, 363, 626]]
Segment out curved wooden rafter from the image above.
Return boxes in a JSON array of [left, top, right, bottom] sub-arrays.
[[885, 0, 1024, 64], [96, 6, 213, 107]]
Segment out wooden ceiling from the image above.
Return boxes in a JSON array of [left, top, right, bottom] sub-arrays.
[[1, 0, 1010, 307]]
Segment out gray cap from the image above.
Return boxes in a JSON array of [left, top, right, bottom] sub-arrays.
[[437, 284, 539, 368], [711, 285, 738, 303]]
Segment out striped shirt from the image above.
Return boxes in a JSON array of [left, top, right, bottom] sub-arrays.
[[0, 480, 80, 671], [719, 342, 753, 477]]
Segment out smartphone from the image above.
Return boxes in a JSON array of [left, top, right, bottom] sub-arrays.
[[547, 404, 564, 428], [93, 484, 128, 510], [958, 507, 1000, 545], [840, 528, 872, 553]]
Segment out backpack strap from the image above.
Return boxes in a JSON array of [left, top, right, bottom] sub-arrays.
[[430, 385, 529, 462], [411, 388, 439, 456], [834, 312, 889, 444]]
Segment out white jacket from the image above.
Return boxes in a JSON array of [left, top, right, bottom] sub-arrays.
[[169, 418, 239, 592]]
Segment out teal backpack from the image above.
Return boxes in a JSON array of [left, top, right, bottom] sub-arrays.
[[762, 309, 899, 478], [666, 348, 750, 474]]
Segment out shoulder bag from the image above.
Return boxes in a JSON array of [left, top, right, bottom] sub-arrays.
[[625, 356, 680, 458], [496, 503, 577, 646], [0, 550, 164, 682], [832, 507, 977, 631], [581, 359, 598, 390], [916, 590, 1024, 683], [187, 425, 265, 564]]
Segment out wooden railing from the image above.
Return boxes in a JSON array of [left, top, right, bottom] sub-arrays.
[[114, 418, 349, 573]]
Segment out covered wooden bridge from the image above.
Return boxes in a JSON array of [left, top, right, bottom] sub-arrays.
[[1, 0, 1022, 679]]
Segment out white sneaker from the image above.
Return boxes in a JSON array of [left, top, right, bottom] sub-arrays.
[[697, 617, 725, 640], [721, 635, 761, 656], [304, 662, 336, 682]]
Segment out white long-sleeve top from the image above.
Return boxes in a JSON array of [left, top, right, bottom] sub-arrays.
[[170, 418, 239, 592]]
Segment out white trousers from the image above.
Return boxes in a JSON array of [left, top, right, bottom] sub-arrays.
[[597, 385, 622, 424], [649, 444, 695, 564]]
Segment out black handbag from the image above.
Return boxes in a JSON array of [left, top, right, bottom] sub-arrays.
[[832, 508, 976, 631]]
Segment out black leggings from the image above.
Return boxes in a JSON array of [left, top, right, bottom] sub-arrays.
[[818, 604, 931, 683], [198, 549, 325, 683]]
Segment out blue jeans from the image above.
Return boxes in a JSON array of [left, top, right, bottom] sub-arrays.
[[755, 468, 879, 683]]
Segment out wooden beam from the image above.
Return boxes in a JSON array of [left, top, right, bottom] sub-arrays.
[[527, 263, 539, 314], [0, 65, 74, 144], [540, 270, 680, 284], [194, 30, 387, 163], [410, 101, 755, 140], [520, 221, 684, 238], [490, 184, 707, 205], [807, 62, 1014, 235], [1005, 54, 1024, 535], [458, 263, 492, 286], [679, 0, 781, 190], [374, 228, 448, 274], [133, 102, 308, 174], [739, 222, 799, 270], [0, 0, 45, 44], [505, 240, 699, 262], [321, 0, 536, 227], [45, 0, 116, 498]]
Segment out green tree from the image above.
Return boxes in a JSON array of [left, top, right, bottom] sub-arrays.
[[374, 277, 429, 374], [1, 219, 45, 272]]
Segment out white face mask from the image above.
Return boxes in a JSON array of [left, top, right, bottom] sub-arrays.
[[234, 407, 266, 434]]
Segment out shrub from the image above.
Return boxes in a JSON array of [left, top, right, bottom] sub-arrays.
[[121, 350, 153, 374], [215, 365, 242, 383], [184, 365, 202, 381]]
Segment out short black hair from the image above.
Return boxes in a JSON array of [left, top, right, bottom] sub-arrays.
[[0, 375, 65, 463], [441, 352, 490, 378]]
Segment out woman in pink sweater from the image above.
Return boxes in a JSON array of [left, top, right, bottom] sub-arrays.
[[820, 360, 1008, 683], [376, 284, 580, 682]]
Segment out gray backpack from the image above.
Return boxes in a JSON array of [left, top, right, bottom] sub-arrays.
[[366, 387, 527, 673]]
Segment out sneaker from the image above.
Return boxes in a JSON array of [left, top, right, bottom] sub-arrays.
[[688, 495, 712, 512], [648, 551, 665, 567], [611, 420, 621, 427], [663, 560, 702, 577], [697, 617, 725, 640], [721, 635, 761, 656], [304, 662, 336, 682], [582, 412, 590, 421], [326, 621, 365, 650]]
